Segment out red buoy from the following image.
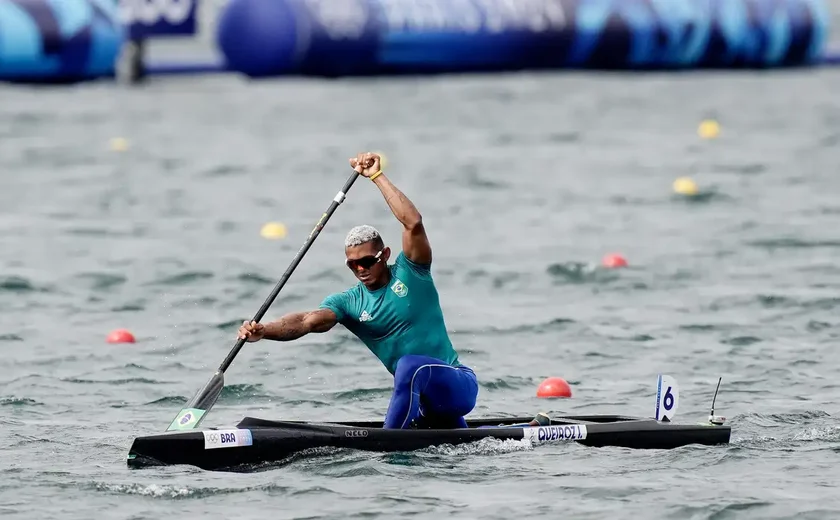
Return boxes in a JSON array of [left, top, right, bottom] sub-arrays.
[[106, 329, 136, 344], [602, 253, 628, 269], [537, 377, 572, 398]]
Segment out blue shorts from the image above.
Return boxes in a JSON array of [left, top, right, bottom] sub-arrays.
[[383, 354, 478, 429]]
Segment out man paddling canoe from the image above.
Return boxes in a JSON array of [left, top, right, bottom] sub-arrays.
[[238, 152, 549, 430]]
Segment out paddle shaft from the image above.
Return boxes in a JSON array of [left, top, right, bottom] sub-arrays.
[[218, 170, 361, 373]]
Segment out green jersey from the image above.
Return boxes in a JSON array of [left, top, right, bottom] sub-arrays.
[[319, 252, 460, 375]]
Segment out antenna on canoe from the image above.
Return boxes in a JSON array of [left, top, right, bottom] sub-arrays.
[[708, 377, 726, 425]]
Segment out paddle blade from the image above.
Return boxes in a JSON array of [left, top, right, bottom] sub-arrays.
[[166, 371, 224, 431]]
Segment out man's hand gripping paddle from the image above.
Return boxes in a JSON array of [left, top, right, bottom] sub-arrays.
[[165, 170, 362, 431]]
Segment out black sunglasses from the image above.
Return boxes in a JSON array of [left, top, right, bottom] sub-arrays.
[[346, 250, 383, 270]]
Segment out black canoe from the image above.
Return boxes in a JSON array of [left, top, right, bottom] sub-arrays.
[[126, 414, 731, 471]]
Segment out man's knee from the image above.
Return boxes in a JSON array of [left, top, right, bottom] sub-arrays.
[[447, 374, 478, 415]]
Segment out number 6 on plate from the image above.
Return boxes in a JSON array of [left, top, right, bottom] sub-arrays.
[[655, 374, 680, 422]]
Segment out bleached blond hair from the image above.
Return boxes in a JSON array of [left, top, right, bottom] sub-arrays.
[[344, 225, 383, 248]]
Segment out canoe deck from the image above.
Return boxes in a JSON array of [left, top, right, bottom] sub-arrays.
[[127, 413, 731, 472]]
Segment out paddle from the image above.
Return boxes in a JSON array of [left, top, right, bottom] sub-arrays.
[[166, 169, 362, 432]]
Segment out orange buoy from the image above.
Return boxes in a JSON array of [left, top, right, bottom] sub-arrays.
[[106, 329, 136, 344], [602, 253, 628, 269], [537, 377, 572, 398]]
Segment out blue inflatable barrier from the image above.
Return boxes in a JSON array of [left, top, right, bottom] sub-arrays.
[[0, 0, 124, 82], [216, 0, 830, 77], [0, 0, 832, 82]]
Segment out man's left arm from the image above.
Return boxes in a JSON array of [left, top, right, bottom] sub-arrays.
[[372, 173, 432, 266]]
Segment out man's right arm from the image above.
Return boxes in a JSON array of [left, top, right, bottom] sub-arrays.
[[261, 309, 338, 341]]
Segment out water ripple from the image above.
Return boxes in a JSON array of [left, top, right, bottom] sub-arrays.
[[3, 60, 840, 520]]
